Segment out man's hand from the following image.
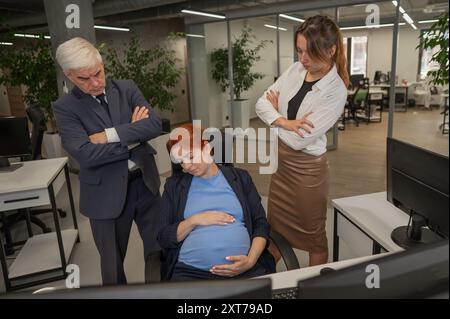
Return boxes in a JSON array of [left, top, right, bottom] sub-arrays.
[[89, 132, 108, 144], [132, 106, 149, 123], [210, 255, 256, 277]]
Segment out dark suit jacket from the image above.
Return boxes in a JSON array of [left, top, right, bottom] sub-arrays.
[[157, 166, 276, 280], [53, 79, 162, 220]]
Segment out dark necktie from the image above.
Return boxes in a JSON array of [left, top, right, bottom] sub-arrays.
[[96, 93, 110, 119]]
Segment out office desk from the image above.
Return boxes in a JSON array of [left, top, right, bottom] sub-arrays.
[[370, 83, 411, 112], [0, 157, 79, 291], [331, 192, 408, 262], [259, 253, 390, 290]]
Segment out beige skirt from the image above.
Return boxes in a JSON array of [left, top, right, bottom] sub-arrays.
[[267, 139, 329, 253]]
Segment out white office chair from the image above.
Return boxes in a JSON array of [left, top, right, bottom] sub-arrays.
[[412, 81, 431, 109]]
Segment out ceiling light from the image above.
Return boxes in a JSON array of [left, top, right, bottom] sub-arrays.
[[14, 33, 51, 39], [391, 1, 406, 14], [279, 14, 304, 23], [340, 23, 406, 30], [186, 34, 205, 38], [0, 42, 13, 46], [264, 24, 287, 31], [94, 25, 129, 31], [418, 19, 439, 24], [402, 13, 414, 25], [181, 9, 225, 19]]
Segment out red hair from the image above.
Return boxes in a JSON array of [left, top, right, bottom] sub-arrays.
[[166, 123, 209, 153]]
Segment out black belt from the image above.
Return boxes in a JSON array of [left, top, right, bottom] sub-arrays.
[[128, 167, 142, 180]]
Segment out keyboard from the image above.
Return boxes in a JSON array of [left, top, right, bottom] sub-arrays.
[[272, 287, 299, 299]]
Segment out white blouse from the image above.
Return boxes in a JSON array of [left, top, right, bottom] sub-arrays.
[[256, 62, 348, 156]]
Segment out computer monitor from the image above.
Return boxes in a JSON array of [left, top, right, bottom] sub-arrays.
[[0, 117, 31, 172], [350, 74, 365, 89], [2, 278, 272, 299], [298, 240, 449, 299], [387, 138, 449, 249]]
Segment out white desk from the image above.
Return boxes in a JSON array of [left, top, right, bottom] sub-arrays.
[[370, 83, 411, 112], [331, 192, 408, 262], [259, 253, 391, 290], [0, 157, 79, 291]]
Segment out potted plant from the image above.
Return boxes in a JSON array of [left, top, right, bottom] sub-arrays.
[[102, 34, 184, 174], [210, 28, 271, 130], [417, 11, 449, 86], [0, 33, 64, 159]]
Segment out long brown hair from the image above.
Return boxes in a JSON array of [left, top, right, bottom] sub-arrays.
[[295, 15, 349, 88]]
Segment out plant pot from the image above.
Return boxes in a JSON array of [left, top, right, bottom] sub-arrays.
[[161, 118, 171, 134], [43, 132, 67, 158], [43, 132, 79, 172], [148, 132, 171, 175], [229, 99, 250, 130]]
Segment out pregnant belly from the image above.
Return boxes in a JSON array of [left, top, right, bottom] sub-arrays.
[[179, 223, 251, 271]]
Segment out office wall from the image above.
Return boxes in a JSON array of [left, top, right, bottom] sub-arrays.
[[342, 25, 421, 83], [97, 18, 190, 126]]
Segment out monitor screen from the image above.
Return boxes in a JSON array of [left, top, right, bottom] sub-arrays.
[[0, 117, 31, 158], [2, 278, 272, 299], [298, 240, 449, 299], [387, 138, 449, 239]]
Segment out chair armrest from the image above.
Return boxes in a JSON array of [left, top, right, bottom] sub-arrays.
[[269, 229, 300, 270]]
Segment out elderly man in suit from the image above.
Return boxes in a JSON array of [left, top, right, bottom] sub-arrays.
[[53, 37, 162, 285]]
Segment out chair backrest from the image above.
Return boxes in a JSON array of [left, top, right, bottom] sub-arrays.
[[26, 104, 46, 160], [353, 87, 369, 107]]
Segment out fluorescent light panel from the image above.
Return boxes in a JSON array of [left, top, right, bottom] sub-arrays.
[[391, 1, 416, 30], [181, 9, 225, 19], [186, 34, 205, 38], [264, 24, 287, 31], [340, 22, 406, 30], [418, 19, 439, 24], [0, 42, 13, 45], [94, 25, 129, 31], [14, 33, 51, 39], [279, 14, 304, 23]]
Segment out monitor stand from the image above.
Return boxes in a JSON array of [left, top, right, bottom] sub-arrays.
[[0, 158, 23, 172], [391, 214, 443, 249]]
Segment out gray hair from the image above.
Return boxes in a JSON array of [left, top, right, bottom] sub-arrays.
[[55, 37, 103, 73]]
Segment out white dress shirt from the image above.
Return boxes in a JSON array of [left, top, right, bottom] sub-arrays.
[[92, 92, 137, 170], [256, 62, 348, 156]]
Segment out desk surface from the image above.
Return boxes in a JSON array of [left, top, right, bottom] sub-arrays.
[[370, 83, 412, 88], [259, 253, 391, 290], [332, 192, 408, 252], [0, 158, 68, 194]]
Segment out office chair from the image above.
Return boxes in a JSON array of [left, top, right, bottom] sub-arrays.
[[342, 87, 369, 128], [0, 105, 67, 255]]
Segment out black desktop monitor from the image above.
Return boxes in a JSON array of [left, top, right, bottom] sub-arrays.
[[298, 240, 449, 299], [0, 117, 31, 172], [387, 138, 449, 249], [2, 278, 272, 299], [374, 70, 382, 84], [350, 74, 365, 89]]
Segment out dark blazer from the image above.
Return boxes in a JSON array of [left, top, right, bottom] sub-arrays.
[[157, 166, 276, 280], [53, 79, 162, 220]]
